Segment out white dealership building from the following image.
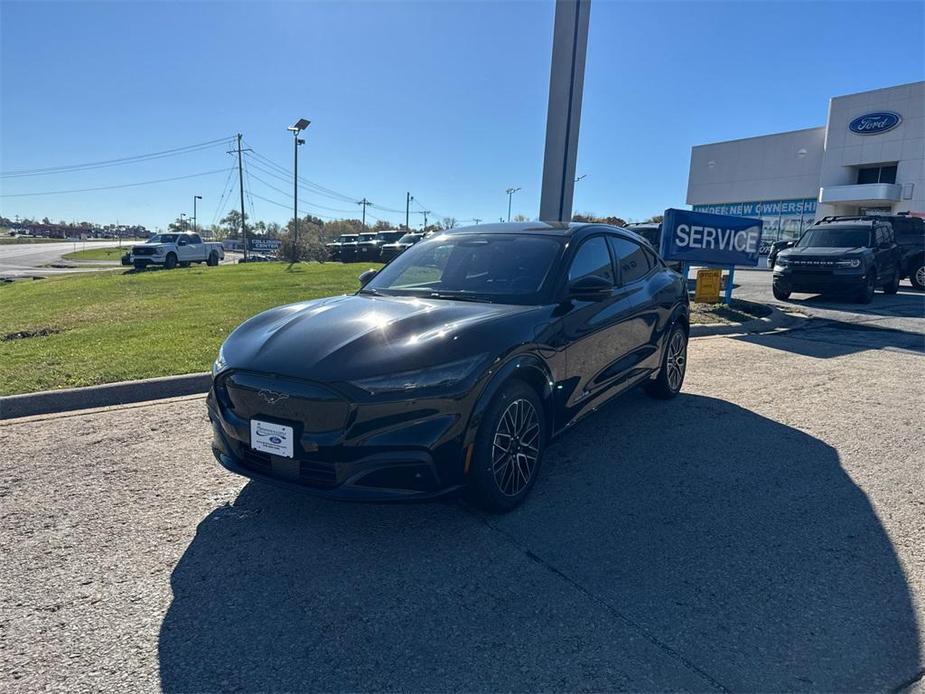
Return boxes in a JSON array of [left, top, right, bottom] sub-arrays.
[[686, 81, 925, 243]]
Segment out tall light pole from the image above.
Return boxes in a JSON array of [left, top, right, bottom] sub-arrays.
[[539, 0, 591, 222], [288, 118, 311, 261], [506, 187, 521, 222], [192, 195, 202, 234], [179, 213, 187, 231]]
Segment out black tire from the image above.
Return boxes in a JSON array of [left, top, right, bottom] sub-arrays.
[[856, 272, 875, 304], [910, 260, 925, 290], [883, 270, 900, 295], [164, 253, 178, 270], [645, 323, 688, 400], [207, 252, 219, 267], [467, 380, 545, 513], [133, 261, 147, 271], [772, 284, 791, 301]]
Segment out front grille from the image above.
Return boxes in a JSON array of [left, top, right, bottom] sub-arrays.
[[238, 446, 338, 488], [219, 371, 350, 433], [132, 247, 155, 256]]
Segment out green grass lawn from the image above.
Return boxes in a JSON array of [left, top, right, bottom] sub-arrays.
[[61, 246, 127, 261], [0, 236, 66, 245], [0, 262, 379, 395]]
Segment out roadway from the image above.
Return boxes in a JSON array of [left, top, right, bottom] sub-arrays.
[[1, 303, 923, 691], [0, 241, 125, 279]]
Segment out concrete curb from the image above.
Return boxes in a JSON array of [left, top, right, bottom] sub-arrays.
[[0, 372, 211, 420], [690, 304, 792, 338]]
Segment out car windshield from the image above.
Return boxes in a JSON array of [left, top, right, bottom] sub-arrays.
[[359, 233, 377, 242], [398, 234, 421, 244], [378, 231, 404, 242], [364, 233, 563, 303], [146, 234, 177, 244], [798, 227, 871, 248], [342, 235, 359, 243]]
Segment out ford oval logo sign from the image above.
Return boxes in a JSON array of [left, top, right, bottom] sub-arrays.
[[849, 112, 901, 135]]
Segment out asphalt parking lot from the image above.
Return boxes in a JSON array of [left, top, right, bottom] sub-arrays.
[[1, 289, 923, 692]]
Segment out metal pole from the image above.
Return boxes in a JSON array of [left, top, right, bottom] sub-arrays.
[[405, 192, 411, 229], [539, 0, 591, 223], [193, 197, 196, 234], [508, 191, 512, 222], [293, 130, 299, 260], [236, 133, 247, 262]]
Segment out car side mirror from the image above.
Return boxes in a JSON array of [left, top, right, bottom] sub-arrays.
[[358, 269, 378, 287], [567, 274, 613, 299], [784, 241, 796, 248]]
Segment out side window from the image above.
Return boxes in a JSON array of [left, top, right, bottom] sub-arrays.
[[874, 227, 885, 246], [190, 234, 203, 244], [568, 237, 614, 284], [609, 237, 652, 284]]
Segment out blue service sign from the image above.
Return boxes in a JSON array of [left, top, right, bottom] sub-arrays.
[[661, 208, 763, 267], [849, 111, 901, 135]]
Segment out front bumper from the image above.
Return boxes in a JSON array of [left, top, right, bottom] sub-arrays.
[[773, 267, 866, 293], [206, 373, 472, 501]]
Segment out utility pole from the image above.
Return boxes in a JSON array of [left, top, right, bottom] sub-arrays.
[[193, 195, 202, 235], [473, 218, 482, 225], [506, 187, 521, 222], [230, 133, 249, 262], [357, 198, 372, 230], [419, 210, 431, 231], [405, 192, 413, 229]]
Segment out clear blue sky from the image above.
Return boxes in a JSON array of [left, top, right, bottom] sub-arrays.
[[2, 0, 923, 230]]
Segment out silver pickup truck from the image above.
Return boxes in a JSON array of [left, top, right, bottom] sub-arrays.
[[130, 232, 225, 270]]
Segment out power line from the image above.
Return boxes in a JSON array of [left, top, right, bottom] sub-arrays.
[[0, 137, 234, 178], [0, 168, 232, 197]]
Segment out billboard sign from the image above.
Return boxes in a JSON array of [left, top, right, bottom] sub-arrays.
[[250, 239, 281, 252], [661, 208, 763, 267]]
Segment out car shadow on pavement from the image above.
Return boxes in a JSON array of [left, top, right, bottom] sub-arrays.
[[781, 286, 924, 318], [737, 316, 925, 358], [158, 392, 921, 692]]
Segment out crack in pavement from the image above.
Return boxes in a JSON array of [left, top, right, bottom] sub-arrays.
[[463, 506, 731, 693]]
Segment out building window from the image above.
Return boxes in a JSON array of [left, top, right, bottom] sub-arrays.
[[857, 165, 897, 185]]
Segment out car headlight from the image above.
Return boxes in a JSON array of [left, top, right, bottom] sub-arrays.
[[774, 257, 789, 266], [835, 258, 861, 268], [212, 345, 227, 377], [349, 354, 487, 395]]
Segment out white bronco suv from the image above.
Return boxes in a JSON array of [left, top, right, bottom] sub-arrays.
[[130, 232, 225, 270]]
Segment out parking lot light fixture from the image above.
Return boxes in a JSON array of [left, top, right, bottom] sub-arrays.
[[287, 118, 311, 261], [193, 195, 202, 234], [506, 187, 522, 222]]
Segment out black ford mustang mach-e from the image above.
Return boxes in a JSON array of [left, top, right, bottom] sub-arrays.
[[207, 222, 689, 511]]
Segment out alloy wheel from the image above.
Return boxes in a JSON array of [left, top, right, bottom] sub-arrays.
[[491, 398, 540, 497], [666, 330, 687, 392], [916, 265, 925, 289]]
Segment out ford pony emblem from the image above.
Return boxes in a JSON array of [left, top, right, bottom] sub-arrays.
[[849, 112, 901, 135], [258, 389, 289, 405]]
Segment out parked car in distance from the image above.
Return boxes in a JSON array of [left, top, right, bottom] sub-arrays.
[[811, 213, 924, 289], [379, 232, 424, 262], [338, 234, 360, 263], [356, 232, 382, 262], [772, 218, 901, 303], [207, 222, 690, 511], [767, 239, 795, 269], [370, 230, 406, 261], [130, 232, 224, 270]]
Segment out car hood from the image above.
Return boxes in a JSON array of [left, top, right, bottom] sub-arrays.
[[220, 293, 543, 382], [782, 246, 866, 257]]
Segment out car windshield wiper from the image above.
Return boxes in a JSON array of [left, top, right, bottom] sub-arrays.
[[427, 291, 494, 303], [357, 287, 384, 296]]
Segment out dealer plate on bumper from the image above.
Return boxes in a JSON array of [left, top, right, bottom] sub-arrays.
[[250, 419, 294, 458]]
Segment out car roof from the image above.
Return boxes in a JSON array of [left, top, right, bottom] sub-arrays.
[[443, 221, 602, 237], [812, 220, 880, 228]]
